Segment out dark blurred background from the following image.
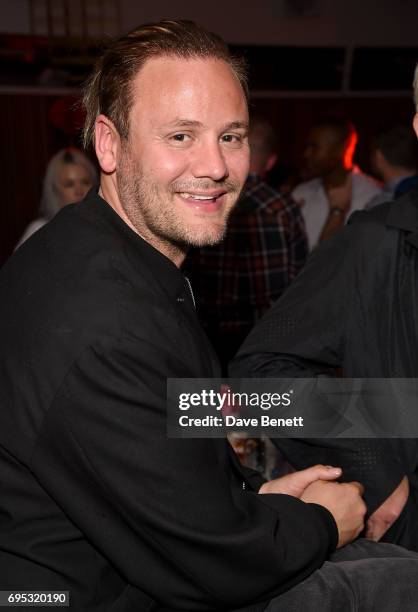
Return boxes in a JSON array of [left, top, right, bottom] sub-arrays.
[[1, 0, 417, 264]]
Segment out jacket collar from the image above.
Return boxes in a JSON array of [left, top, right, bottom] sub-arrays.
[[80, 189, 191, 305]]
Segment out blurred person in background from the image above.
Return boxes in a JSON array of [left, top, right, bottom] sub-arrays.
[[366, 125, 418, 209], [16, 148, 97, 248], [232, 65, 418, 555], [186, 116, 307, 373], [292, 118, 382, 249]]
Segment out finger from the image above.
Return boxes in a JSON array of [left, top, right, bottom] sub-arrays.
[[366, 519, 387, 542], [347, 481, 365, 496], [365, 530, 380, 541], [309, 464, 342, 480], [292, 465, 342, 489], [317, 465, 343, 481], [366, 532, 380, 542], [260, 465, 342, 497]]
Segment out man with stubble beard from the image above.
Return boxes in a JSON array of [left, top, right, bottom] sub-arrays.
[[1, 20, 418, 612]]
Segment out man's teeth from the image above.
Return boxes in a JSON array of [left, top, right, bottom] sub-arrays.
[[179, 193, 217, 200]]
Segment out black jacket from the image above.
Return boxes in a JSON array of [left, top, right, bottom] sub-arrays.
[[0, 191, 336, 611], [232, 190, 418, 516]]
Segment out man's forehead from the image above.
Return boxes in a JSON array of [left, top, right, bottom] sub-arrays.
[[129, 55, 248, 127], [133, 55, 244, 96]]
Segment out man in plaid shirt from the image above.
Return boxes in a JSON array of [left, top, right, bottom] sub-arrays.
[[186, 117, 308, 371]]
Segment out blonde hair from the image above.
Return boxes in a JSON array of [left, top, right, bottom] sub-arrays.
[[40, 148, 97, 219]]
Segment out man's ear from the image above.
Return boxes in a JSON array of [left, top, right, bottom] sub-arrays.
[[413, 113, 418, 140], [265, 153, 278, 174], [94, 115, 120, 173]]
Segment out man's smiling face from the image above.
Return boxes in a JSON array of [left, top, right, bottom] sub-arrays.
[[117, 55, 249, 256]]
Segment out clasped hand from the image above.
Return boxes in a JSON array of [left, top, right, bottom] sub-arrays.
[[259, 465, 367, 548]]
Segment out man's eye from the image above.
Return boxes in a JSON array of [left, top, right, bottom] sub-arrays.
[[221, 134, 243, 144], [171, 133, 191, 142]]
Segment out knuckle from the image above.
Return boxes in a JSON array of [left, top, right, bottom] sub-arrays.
[[350, 482, 364, 494]]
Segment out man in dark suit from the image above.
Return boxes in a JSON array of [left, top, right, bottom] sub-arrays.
[[2, 19, 418, 612]]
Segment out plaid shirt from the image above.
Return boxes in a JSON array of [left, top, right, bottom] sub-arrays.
[[186, 174, 308, 333]]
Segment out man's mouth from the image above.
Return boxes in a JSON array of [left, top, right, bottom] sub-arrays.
[[178, 191, 225, 201], [176, 191, 228, 211]]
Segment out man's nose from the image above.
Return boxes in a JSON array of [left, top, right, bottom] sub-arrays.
[[191, 141, 228, 181]]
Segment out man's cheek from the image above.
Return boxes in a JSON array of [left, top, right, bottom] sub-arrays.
[[233, 150, 250, 185], [152, 148, 189, 179]]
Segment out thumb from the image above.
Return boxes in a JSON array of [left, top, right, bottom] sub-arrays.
[[293, 465, 342, 489], [259, 465, 342, 497]]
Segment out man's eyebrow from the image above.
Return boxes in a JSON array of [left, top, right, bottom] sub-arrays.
[[223, 121, 249, 131], [162, 119, 203, 129], [161, 119, 249, 131]]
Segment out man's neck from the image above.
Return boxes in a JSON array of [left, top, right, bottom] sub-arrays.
[[322, 164, 352, 190]]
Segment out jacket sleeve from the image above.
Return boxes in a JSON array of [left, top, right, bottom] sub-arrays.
[[30, 335, 337, 610], [230, 224, 406, 514]]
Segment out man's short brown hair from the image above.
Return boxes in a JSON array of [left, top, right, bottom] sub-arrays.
[[82, 19, 248, 149]]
